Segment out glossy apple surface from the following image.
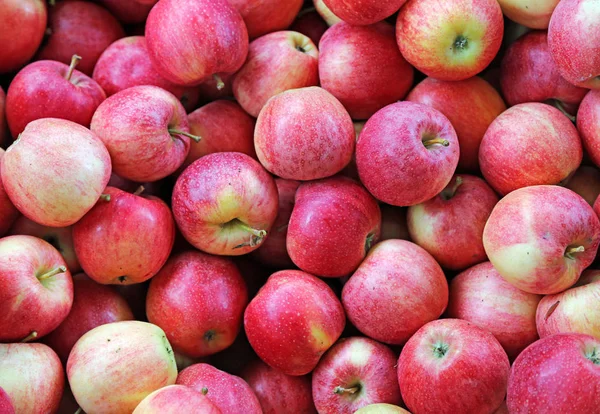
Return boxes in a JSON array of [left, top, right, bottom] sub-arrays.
[[323, 0, 407, 25], [229, 0, 303, 39], [132, 385, 221, 414]]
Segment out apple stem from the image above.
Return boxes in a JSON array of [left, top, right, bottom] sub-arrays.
[[133, 185, 145, 196], [65, 55, 82, 82], [38, 266, 67, 281], [168, 129, 201, 143], [213, 74, 225, 90], [441, 176, 464, 200], [333, 386, 359, 395], [544, 300, 560, 320], [99, 194, 111, 202], [49, 0, 56, 6], [231, 220, 268, 249], [565, 245, 585, 259], [423, 138, 450, 148], [21, 331, 38, 343], [553, 100, 577, 123], [74, 408, 82, 414]]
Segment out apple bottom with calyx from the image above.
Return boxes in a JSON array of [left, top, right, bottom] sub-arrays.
[[132, 385, 220, 414]]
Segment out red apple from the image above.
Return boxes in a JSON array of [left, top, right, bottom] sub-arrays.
[[577, 90, 600, 167], [322, 0, 407, 25], [564, 165, 600, 206], [356, 101, 460, 206], [398, 319, 510, 414], [496, 0, 559, 29], [355, 404, 410, 414], [483, 185, 600, 294], [94, 0, 154, 24], [290, 9, 328, 45], [0, 388, 14, 414], [244, 270, 346, 376], [0, 87, 7, 147], [379, 205, 410, 242], [197, 72, 235, 103], [229, 0, 303, 39], [314, 0, 342, 26], [133, 385, 221, 414], [0, 149, 19, 237], [254, 86, 355, 180]]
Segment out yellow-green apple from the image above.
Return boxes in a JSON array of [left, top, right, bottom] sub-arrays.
[[319, 21, 414, 120], [312, 337, 402, 413], [322, 0, 407, 25], [479, 103, 582, 195], [314, 0, 342, 26], [548, 0, 600, 89], [94, 0, 154, 24], [44, 274, 134, 363], [379, 205, 410, 242], [177, 363, 262, 413], [290, 9, 328, 45], [496, 0, 559, 29], [342, 239, 448, 345], [577, 90, 600, 167], [73, 186, 175, 285], [254, 86, 354, 180], [0, 150, 19, 237], [396, 0, 504, 81], [564, 166, 600, 206], [355, 404, 410, 414], [133, 385, 221, 414], [0, 388, 14, 414], [446, 262, 542, 359], [145, 0, 248, 86], [356, 102, 460, 206], [0, 235, 73, 342], [483, 185, 600, 295], [172, 152, 278, 255], [0, 343, 63, 414], [1, 118, 111, 227], [37, 0, 125, 76], [406, 76, 506, 172], [407, 175, 499, 271], [287, 176, 381, 277], [0, 0, 47, 74], [536, 269, 600, 339], [507, 333, 600, 412], [67, 321, 178, 414], [146, 250, 248, 357], [0, 87, 7, 147], [228, 0, 303, 39], [241, 359, 316, 414], [233, 31, 319, 117], [398, 319, 510, 414], [244, 270, 346, 376]]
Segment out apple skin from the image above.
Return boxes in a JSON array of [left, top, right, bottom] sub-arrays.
[[0, 343, 64, 414], [290, 9, 329, 45], [241, 359, 316, 414], [396, 0, 504, 81], [287, 176, 381, 278], [507, 333, 600, 412], [0, 0, 47, 74], [565, 165, 600, 206], [177, 363, 262, 414], [342, 239, 448, 345], [233, 31, 319, 118], [228, 0, 304, 39], [94, 0, 154, 24], [483, 185, 600, 295], [145, 0, 248, 86], [446, 261, 542, 359], [479, 103, 582, 195], [172, 152, 279, 256], [133, 385, 221, 414], [496, 0, 559, 29], [67, 321, 178, 414], [73, 186, 175, 285], [314, 0, 342, 26], [312, 337, 402, 413], [90, 85, 192, 183], [354, 404, 410, 414], [0, 150, 19, 237], [323, 0, 407, 26], [319, 21, 414, 120], [407, 174, 499, 271], [244, 270, 346, 376], [406, 76, 506, 172], [577, 90, 600, 168], [398, 319, 510, 414], [254, 86, 355, 181], [0, 388, 14, 414], [356, 101, 460, 207], [0, 87, 8, 147]]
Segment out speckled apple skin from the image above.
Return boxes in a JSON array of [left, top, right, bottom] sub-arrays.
[[0, 150, 19, 237], [133, 385, 221, 414], [398, 319, 510, 414], [244, 270, 346, 376], [507, 333, 600, 413], [1, 118, 111, 227], [319, 21, 414, 120], [254, 86, 355, 180], [177, 363, 262, 414], [323, 0, 406, 25], [356, 101, 460, 206], [315, 0, 343, 26], [483, 185, 600, 295], [342, 240, 448, 345], [287, 176, 381, 277], [229, 0, 303, 39], [577, 90, 600, 167]]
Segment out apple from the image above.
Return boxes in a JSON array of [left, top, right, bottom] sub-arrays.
[[254, 86, 355, 180], [133, 385, 221, 414], [67, 321, 178, 414], [0, 388, 14, 414], [398, 319, 510, 414], [483, 185, 600, 295], [577, 90, 600, 167], [171, 152, 279, 256], [406, 76, 506, 172], [290, 9, 329, 45], [548, 0, 600, 89], [356, 101, 460, 206], [244, 270, 346, 376], [396, 0, 503, 81], [407, 174, 499, 271], [287, 176, 381, 277], [319, 21, 414, 120], [446, 261, 542, 359], [94, 0, 154, 24], [0, 343, 63, 414], [322, 0, 407, 26], [314, 0, 342, 26], [73, 186, 175, 285], [0, 87, 8, 148], [241, 359, 316, 414], [177, 363, 262, 413], [496, 0, 559, 29], [229, 0, 303, 39], [145, 0, 248, 86], [0, 150, 19, 237], [354, 404, 410, 414], [312, 337, 402, 413], [507, 333, 600, 412], [197, 72, 235, 103], [379, 205, 410, 242], [479, 103, 582, 195]]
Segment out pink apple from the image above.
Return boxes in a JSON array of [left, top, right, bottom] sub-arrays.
[[355, 404, 410, 414], [94, 0, 154, 24], [496, 0, 559, 29], [0, 150, 19, 237], [577, 90, 600, 167], [398, 319, 510, 414], [314, 0, 342, 26], [244, 270, 346, 376], [229, 0, 303, 39], [356, 101, 460, 206], [483, 185, 600, 294], [323, 0, 407, 25], [379, 205, 411, 242], [133, 385, 221, 414], [290, 9, 329, 45], [564, 165, 600, 206]]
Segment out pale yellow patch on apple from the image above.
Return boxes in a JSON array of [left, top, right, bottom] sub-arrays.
[[434, 19, 486, 68], [407, 204, 438, 243], [347, 340, 371, 367], [576, 0, 600, 30], [488, 242, 542, 285], [311, 324, 333, 350]]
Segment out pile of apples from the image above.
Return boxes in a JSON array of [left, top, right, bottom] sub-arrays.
[[1, 0, 600, 413]]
